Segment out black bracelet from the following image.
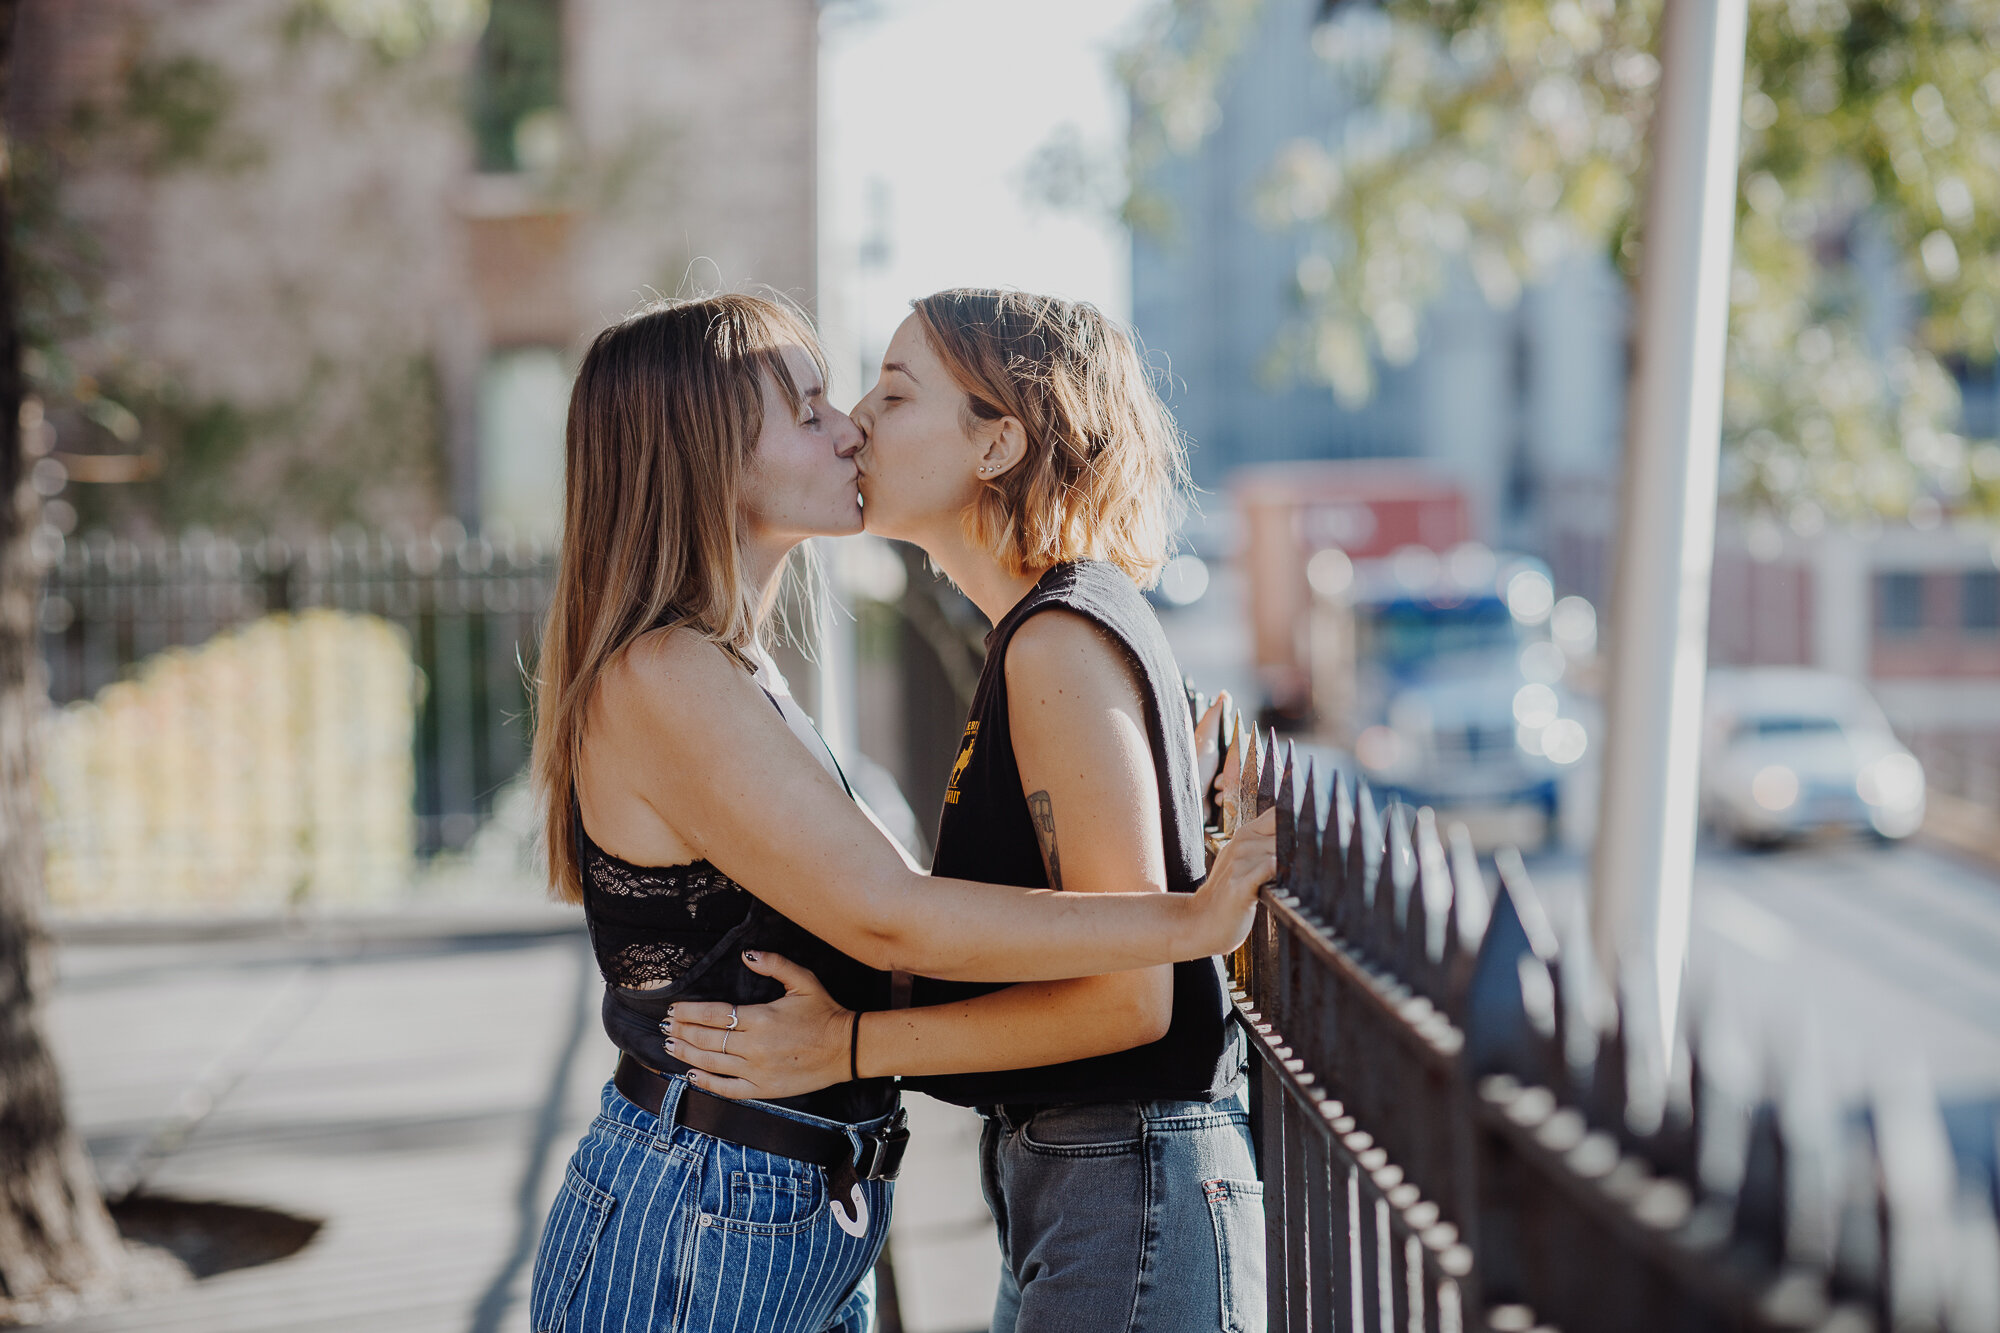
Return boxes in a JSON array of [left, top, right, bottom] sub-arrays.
[[849, 1010, 862, 1083]]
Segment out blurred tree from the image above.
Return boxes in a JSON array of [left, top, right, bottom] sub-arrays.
[[1122, 0, 2000, 526], [10, 0, 487, 539], [0, 0, 132, 1320]]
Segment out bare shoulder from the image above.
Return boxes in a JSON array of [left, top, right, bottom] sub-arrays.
[[1003, 609, 1143, 712], [595, 626, 762, 734]]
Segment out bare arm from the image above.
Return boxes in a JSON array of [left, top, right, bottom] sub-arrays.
[[581, 629, 1274, 983], [666, 612, 1203, 1094], [664, 952, 1169, 1096]]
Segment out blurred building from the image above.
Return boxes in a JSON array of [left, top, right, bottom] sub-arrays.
[[1128, 0, 1627, 549], [9, 0, 817, 539]]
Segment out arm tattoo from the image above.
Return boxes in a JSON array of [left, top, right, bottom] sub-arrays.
[[1027, 789, 1063, 891]]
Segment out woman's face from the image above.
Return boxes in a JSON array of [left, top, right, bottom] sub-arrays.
[[850, 314, 987, 544], [743, 343, 865, 542]]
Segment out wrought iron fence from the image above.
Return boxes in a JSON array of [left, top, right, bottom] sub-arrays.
[[39, 527, 555, 859], [1210, 711, 2000, 1333]]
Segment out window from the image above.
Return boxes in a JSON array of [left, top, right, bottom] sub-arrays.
[[1875, 572, 1926, 635], [471, 0, 563, 173], [1964, 571, 2000, 633], [478, 347, 569, 541]]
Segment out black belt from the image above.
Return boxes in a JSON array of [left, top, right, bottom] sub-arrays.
[[614, 1054, 909, 1198]]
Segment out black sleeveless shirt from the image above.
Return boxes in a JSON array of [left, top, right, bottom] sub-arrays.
[[909, 561, 1243, 1108], [577, 682, 897, 1125]]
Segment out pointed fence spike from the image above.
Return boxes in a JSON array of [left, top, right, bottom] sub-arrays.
[[1443, 823, 1492, 1020], [1341, 779, 1380, 942], [1730, 1100, 1792, 1273], [1372, 802, 1414, 964], [1463, 848, 1563, 1087], [1317, 767, 1346, 923], [1594, 1004, 1636, 1148], [1828, 1115, 1889, 1318], [1554, 899, 1609, 1101], [1871, 1066, 1962, 1322], [1256, 729, 1279, 815], [1219, 722, 1245, 838], [1237, 726, 1262, 833], [1295, 761, 1324, 919], [1631, 1014, 1703, 1185], [1328, 768, 1360, 860], [1408, 809, 1453, 1002], [1274, 744, 1297, 889]]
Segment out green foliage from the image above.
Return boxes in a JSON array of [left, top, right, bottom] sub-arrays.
[[123, 54, 253, 171], [1122, 0, 2000, 523], [289, 0, 489, 62], [471, 0, 563, 172], [15, 4, 476, 537]]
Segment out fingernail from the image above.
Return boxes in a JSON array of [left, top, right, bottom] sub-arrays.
[[743, 950, 760, 962], [666, 1004, 676, 1019], [664, 1037, 676, 1052], [658, 1019, 673, 1034]]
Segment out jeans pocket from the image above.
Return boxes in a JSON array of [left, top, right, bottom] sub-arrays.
[[708, 1168, 827, 1235], [530, 1164, 616, 1333], [1204, 1177, 1266, 1333], [1020, 1101, 1143, 1157]]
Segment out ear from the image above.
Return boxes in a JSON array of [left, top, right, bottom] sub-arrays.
[[975, 416, 1030, 481]]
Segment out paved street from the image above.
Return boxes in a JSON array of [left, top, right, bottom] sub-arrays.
[[1531, 838, 2000, 1103]]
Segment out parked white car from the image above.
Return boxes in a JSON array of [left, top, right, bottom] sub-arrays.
[[1700, 668, 1925, 847]]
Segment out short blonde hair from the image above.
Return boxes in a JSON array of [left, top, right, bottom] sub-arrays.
[[912, 289, 1189, 588]]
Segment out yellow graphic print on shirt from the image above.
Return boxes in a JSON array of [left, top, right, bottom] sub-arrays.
[[944, 721, 978, 805]]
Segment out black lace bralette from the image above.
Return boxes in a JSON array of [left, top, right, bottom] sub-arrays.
[[576, 821, 759, 992]]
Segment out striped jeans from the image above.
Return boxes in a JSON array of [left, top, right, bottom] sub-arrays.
[[530, 1076, 896, 1333]]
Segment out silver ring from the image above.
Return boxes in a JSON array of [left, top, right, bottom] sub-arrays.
[[720, 1030, 730, 1056], [726, 1005, 740, 1031]]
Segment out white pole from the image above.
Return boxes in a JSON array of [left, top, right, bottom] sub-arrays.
[[812, 11, 860, 767], [815, 538, 860, 766], [1589, 0, 1750, 1074]]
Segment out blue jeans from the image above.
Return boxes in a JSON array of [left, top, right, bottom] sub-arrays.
[[980, 1096, 1266, 1333], [530, 1077, 896, 1333]]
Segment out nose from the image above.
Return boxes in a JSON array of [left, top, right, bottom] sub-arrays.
[[833, 406, 865, 460]]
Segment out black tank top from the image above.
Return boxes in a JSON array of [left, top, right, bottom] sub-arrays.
[[909, 560, 1243, 1108], [577, 685, 897, 1125]]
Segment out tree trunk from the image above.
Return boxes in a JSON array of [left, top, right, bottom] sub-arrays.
[[0, 0, 129, 1318]]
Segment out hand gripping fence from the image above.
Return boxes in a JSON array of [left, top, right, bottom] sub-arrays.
[[1196, 690, 2000, 1333]]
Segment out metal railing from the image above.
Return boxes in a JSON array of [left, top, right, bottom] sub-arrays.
[[39, 527, 554, 857], [1213, 716, 2000, 1333]]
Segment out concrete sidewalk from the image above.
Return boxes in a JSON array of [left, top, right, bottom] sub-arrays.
[[38, 919, 1000, 1333]]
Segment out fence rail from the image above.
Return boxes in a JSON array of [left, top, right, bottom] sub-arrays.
[[1213, 712, 2000, 1333], [39, 528, 554, 858]]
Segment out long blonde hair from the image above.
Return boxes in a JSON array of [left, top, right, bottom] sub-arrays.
[[912, 288, 1189, 588], [532, 295, 827, 902]]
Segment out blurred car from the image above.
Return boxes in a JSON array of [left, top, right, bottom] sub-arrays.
[[1700, 668, 1925, 848], [1324, 553, 1583, 852]]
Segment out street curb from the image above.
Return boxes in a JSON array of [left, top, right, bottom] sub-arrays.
[[45, 903, 585, 947]]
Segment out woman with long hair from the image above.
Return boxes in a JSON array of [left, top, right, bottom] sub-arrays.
[[666, 289, 1267, 1332], [526, 293, 1274, 1333]]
